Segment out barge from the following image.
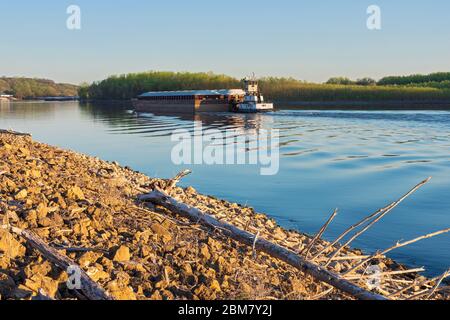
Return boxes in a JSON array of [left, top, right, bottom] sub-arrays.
[[132, 78, 274, 114]]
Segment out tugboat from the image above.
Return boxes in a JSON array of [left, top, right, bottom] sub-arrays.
[[233, 77, 274, 113]]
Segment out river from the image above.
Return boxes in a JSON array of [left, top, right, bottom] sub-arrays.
[[1, 101, 449, 276]]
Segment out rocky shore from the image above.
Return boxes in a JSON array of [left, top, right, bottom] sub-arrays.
[[0, 132, 448, 300]]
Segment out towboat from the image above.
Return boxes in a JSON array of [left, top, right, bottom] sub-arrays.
[[233, 78, 274, 113]]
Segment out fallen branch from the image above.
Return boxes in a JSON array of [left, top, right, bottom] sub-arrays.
[[407, 269, 450, 300], [315, 255, 372, 262], [344, 228, 450, 276], [312, 178, 431, 262], [302, 209, 338, 257], [166, 169, 192, 192], [0, 224, 112, 300], [139, 188, 388, 300], [323, 178, 431, 266], [344, 267, 425, 280]]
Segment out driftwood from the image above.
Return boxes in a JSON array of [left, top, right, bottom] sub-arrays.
[[139, 171, 450, 300], [138, 188, 388, 300], [322, 178, 431, 266], [344, 268, 425, 281], [344, 228, 450, 276], [312, 178, 431, 262], [166, 169, 192, 192], [0, 224, 112, 300], [407, 269, 450, 300], [302, 209, 338, 257]]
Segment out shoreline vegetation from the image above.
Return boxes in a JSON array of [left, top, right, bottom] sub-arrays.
[[76, 71, 450, 108], [1, 131, 449, 300], [0, 77, 78, 100], [3, 72, 450, 109]]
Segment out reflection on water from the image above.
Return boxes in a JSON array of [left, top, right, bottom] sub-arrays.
[[1, 101, 450, 276]]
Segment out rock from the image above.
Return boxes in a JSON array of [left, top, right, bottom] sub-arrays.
[[0, 272, 15, 298], [19, 147, 30, 156], [67, 186, 85, 201], [215, 256, 232, 273], [36, 203, 48, 219], [194, 284, 216, 300], [106, 280, 136, 300], [24, 261, 52, 278], [134, 230, 152, 243], [24, 275, 59, 298], [113, 245, 131, 262], [86, 266, 110, 282], [30, 169, 41, 179], [38, 217, 54, 227], [0, 230, 26, 258], [15, 189, 28, 200], [186, 186, 196, 194], [78, 252, 102, 268], [210, 280, 221, 292], [140, 245, 153, 258], [0, 256, 11, 269], [150, 290, 163, 300], [161, 289, 175, 300], [208, 237, 222, 251], [1, 142, 12, 150], [199, 243, 211, 261], [150, 223, 172, 243]]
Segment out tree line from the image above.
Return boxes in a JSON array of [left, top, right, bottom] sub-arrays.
[[326, 72, 450, 87], [79, 71, 450, 102], [0, 77, 78, 99], [78, 71, 240, 100]]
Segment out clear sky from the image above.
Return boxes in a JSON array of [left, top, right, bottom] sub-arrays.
[[1, 0, 450, 84]]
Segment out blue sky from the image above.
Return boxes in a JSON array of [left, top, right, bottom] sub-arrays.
[[1, 0, 450, 84]]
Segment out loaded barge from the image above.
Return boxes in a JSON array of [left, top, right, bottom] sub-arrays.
[[132, 78, 274, 114]]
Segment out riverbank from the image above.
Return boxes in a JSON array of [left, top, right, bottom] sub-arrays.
[[0, 131, 448, 300]]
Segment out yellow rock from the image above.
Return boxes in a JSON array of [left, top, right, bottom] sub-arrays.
[[0, 230, 26, 258], [113, 245, 131, 262], [78, 252, 102, 268], [87, 266, 110, 282], [30, 169, 41, 178], [67, 186, 85, 201], [150, 223, 172, 243], [210, 280, 221, 292], [15, 189, 28, 200], [36, 203, 48, 219], [106, 280, 136, 300], [19, 147, 30, 156], [199, 243, 211, 261], [1, 142, 12, 150]]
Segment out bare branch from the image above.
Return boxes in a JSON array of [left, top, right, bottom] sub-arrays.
[[407, 269, 450, 300], [344, 228, 450, 276], [322, 178, 431, 266], [302, 209, 338, 257]]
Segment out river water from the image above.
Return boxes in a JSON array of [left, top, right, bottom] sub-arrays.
[[1, 101, 449, 276]]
